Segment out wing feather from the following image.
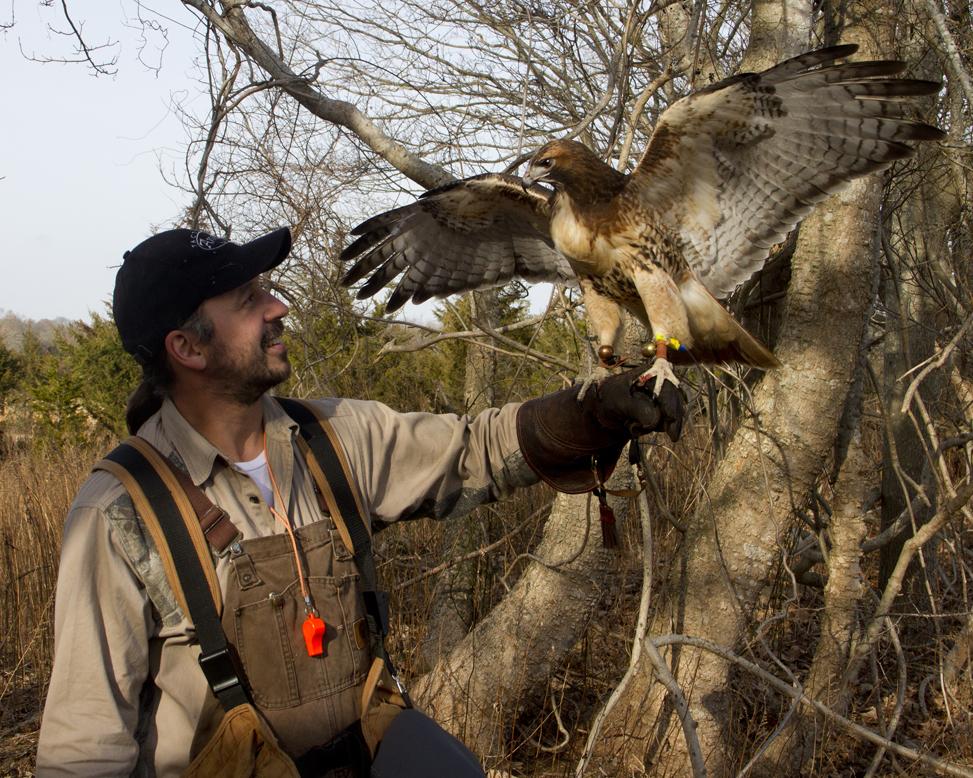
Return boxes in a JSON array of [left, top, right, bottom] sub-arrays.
[[340, 173, 574, 312], [634, 44, 944, 298]]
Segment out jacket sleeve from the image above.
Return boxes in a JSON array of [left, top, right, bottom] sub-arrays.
[[327, 399, 539, 524], [36, 481, 154, 777]]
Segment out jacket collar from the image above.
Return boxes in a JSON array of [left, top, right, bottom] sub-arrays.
[[156, 394, 299, 487]]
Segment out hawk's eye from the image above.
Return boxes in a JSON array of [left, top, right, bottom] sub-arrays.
[[537, 158, 553, 168]]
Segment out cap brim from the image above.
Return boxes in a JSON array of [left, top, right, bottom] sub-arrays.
[[239, 226, 292, 275], [210, 227, 292, 297]]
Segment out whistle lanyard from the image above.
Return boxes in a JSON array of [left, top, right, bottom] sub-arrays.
[[263, 432, 327, 656]]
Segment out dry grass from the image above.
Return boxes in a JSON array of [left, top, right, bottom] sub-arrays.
[[0, 439, 104, 776]]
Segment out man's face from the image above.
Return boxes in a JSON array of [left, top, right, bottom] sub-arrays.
[[194, 278, 291, 404]]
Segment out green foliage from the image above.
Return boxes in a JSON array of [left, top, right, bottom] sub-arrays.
[[276, 260, 589, 417], [280, 283, 456, 413], [4, 275, 583, 453], [0, 343, 21, 412], [20, 312, 138, 446]]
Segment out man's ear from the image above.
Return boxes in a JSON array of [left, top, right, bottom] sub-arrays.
[[164, 329, 208, 372]]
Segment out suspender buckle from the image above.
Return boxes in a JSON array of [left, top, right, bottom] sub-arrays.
[[199, 504, 240, 554], [198, 646, 247, 700], [391, 669, 408, 696]]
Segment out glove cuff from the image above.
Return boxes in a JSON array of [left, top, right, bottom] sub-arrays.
[[516, 384, 627, 494]]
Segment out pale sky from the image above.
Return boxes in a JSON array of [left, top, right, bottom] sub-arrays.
[[0, 3, 552, 326], [1, 2, 204, 322]]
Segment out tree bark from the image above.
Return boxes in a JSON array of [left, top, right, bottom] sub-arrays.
[[412, 485, 628, 760], [753, 433, 871, 774], [421, 290, 500, 668], [593, 174, 880, 776], [739, 0, 812, 72]]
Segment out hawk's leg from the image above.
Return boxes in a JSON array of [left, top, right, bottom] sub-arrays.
[[630, 266, 691, 397], [577, 279, 625, 401], [576, 346, 619, 402]]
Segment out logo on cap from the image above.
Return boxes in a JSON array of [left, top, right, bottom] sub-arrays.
[[190, 231, 230, 252]]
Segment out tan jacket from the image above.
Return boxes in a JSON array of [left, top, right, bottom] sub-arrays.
[[36, 395, 536, 777]]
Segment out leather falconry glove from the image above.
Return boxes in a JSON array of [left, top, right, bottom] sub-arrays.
[[516, 368, 684, 494]]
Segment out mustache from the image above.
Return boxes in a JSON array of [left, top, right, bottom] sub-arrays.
[[261, 320, 285, 348]]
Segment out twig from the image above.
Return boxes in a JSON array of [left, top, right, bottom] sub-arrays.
[[652, 634, 973, 778], [861, 490, 930, 553], [576, 443, 657, 777], [863, 617, 907, 778], [531, 691, 571, 753], [470, 316, 578, 374], [643, 638, 708, 777], [900, 313, 973, 415], [394, 502, 549, 590], [642, 463, 685, 532], [617, 67, 675, 170], [56, 0, 118, 75], [499, 493, 595, 592], [922, 0, 973, 109], [376, 313, 577, 373], [846, 480, 973, 685]]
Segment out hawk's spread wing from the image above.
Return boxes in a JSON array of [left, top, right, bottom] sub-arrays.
[[634, 45, 944, 298], [341, 173, 574, 312]]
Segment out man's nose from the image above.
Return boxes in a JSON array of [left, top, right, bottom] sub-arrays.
[[265, 291, 289, 319]]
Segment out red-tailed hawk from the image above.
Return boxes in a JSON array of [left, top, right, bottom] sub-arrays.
[[340, 45, 943, 392]]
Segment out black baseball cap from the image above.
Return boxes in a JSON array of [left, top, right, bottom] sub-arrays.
[[113, 227, 292, 365]]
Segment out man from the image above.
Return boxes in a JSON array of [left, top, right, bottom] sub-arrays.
[[36, 227, 682, 776]]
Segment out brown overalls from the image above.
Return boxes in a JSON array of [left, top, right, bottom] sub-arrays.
[[213, 521, 371, 753]]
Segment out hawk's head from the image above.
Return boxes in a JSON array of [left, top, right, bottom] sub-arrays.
[[523, 140, 625, 204]]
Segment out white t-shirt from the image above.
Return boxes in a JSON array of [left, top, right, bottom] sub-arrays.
[[234, 450, 274, 508]]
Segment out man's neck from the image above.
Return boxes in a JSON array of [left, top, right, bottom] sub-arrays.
[[169, 388, 266, 463]]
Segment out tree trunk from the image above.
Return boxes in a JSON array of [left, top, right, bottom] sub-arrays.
[[740, 0, 812, 72], [413, 483, 629, 760], [593, 174, 880, 776], [753, 432, 871, 774], [421, 290, 500, 668]]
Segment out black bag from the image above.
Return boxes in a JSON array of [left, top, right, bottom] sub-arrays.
[[370, 709, 485, 778]]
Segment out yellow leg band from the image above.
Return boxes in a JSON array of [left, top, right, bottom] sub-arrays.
[[653, 335, 685, 352]]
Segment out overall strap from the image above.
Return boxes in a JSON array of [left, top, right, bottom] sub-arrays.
[[94, 438, 250, 712], [275, 396, 413, 707]]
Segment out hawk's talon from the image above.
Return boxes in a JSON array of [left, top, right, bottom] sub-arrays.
[[577, 361, 614, 402], [636, 356, 680, 397]]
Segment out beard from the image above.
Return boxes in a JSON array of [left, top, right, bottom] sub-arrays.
[[208, 319, 291, 405]]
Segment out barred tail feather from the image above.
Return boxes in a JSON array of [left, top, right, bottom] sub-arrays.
[[679, 278, 782, 368]]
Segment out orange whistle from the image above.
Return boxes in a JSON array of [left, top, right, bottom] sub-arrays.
[[303, 614, 326, 656]]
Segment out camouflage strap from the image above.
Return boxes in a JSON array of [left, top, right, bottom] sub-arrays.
[[95, 439, 250, 712]]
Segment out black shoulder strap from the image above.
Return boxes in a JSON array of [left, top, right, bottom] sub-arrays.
[[276, 396, 412, 706], [96, 439, 250, 712], [276, 397, 373, 563]]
